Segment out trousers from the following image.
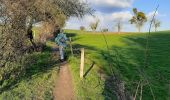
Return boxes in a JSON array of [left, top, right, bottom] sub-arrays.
[[59, 46, 64, 60]]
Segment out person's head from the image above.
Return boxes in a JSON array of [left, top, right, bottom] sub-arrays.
[[53, 26, 60, 37]]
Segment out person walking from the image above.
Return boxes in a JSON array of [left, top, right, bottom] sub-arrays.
[[55, 29, 68, 62]]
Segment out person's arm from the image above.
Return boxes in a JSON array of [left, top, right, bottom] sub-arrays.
[[63, 34, 68, 41], [54, 37, 58, 44]]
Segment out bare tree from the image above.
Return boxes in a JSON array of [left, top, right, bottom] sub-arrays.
[[115, 19, 123, 33], [153, 18, 161, 32], [90, 19, 100, 31]]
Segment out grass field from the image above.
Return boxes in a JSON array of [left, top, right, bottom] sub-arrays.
[[1, 29, 170, 100], [66, 30, 170, 100], [0, 50, 59, 99]]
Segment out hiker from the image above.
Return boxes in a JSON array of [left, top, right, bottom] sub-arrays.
[[55, 29, 68, 62]]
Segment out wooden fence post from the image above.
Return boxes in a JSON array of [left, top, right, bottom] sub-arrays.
[[69, 37, 74, 56], [80, 48, 84, 78]]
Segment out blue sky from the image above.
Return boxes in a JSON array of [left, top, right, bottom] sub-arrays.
[[65, 0, 170, 32]]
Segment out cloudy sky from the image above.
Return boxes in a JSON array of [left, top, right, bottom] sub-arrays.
[[65, 0, 170, 32]]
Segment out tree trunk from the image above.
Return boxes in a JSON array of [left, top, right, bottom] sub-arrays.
[[118, 25, 120, 34], [155, 27, 157, 32], [138, 27, 141, 32]]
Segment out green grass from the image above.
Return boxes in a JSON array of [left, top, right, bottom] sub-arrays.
[[0, 50, 59, 99], [66, 30, 170, 100], [1, 29, 169, 99]]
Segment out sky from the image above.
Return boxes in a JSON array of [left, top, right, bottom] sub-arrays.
[[64, 0, 170, 32]]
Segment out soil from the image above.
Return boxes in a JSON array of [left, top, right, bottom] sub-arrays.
[[53, 62, 75, 100]]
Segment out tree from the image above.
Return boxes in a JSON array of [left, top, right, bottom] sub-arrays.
[[129, 8, 147, 32], [80, 26, 85, 31], [115, 19, 123, 33], [153, 18, 161, 32], [90, 19, 100, 31], [101, 28, 109, 32], [0, 0, 92, 90]]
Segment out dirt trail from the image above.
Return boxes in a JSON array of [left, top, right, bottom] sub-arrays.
[[53, 62, 75, 100]]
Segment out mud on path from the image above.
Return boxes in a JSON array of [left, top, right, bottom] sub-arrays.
[[53, 62, 75, 100]]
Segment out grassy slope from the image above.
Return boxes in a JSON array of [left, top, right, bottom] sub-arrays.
[[66, 30, 170, 100], [0, 43, 59, 100]]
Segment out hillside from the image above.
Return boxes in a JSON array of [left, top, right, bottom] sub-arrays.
[[1, 30, 170, 100], [65, 30, 170, 100]]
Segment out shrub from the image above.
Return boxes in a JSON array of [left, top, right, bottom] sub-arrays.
[[80, 26, 85, 31], [101, 28, 109, 32]]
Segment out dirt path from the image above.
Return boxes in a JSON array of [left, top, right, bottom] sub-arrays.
[[53, 62, 75, 100]]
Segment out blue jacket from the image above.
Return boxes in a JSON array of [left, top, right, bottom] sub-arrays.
[[55, 33, 68, 47]]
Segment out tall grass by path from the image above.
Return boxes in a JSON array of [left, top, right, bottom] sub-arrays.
[[0, 45, 60, 99]]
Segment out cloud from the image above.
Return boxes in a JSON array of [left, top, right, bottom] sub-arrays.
[[147, 11, 159, 19], [88, 0, 133, 8], [65, 0, 135, 31], [86, 0, 134, 13], [111, 11, 132, 20], [64, 11, 133, 31], [147, 11, 166, 20]]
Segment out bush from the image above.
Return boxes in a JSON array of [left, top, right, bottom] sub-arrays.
[[0, 57, 26, 92], [0, 52, 58, 99], [101, 28, 109, 32], [80, 26, 85, 31]]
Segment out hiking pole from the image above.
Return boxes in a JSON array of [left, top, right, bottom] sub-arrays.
[[69, 37, 74, 56]]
